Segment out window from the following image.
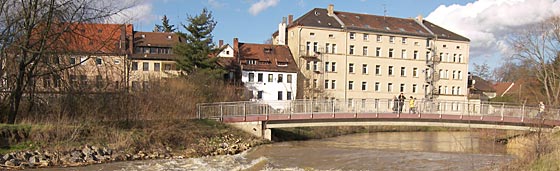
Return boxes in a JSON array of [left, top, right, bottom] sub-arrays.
[[363, 46, 368, 56], [258, 73, 263, 82], [363, 34, 369, 41], [287, 91, 292, 100], [132, 62, 138, 71], [376, 35, 382, 42], [412, 84, 417, 93], [95, 58, 102, 65], [164, 64, 172, 71], [362, 64, 368, 74], [413, 50, 418, 59], [268, 74, 273, 82], [287, 74, 292, 83], [362, 82, 367, 91], [331, 80, 336, 89], [426, 52, 430, 61], [401, 50, 407, 59], [388, 83, 393, 92], [388, 66, 394, 76], [349, 63, 354, 73], [400, 67, 406, 77], [376, 47, 381, 57], [456, 46, 461, 49], [248, 73, 255, 82], [278, 91, 283, 100], [400, 84, 405, 92], [375, 65, 381, 75], [329, 34, 334, 38], [457, 87, 461, 95], [325, 80, 329, 89], [348, 81, 354, 90], [325, 62, 330, 72], [452, 71, 456, 79], [257, 91, 263, 99], [388, 48, 394, 58], [375, 82, 380, 92], [439, 53, 444, 62], [414, 42, 420, 46], [458, 71, 462, 79], [413, 68, 418, 77], [350, 32, 355, 39], [247, 60, 257, 65], [389, 36, 395, 43], [80, 57, 87, 65], [402, 37, 407, 44], [313, 79, 318, 88], [453, 54, 457, 62], [458, 54, 463, 63], [310, 32, 315, 37], [154, 63, 160, 71], [278, 74, 283, 83], [306, 61, 311, 70], [142, 62, 149, 71], [349, 45, 354, 55], [331, 62, 337, 72], [313, 61, 318, 71], [313, 42, 318, 52], [114, 59, 120, 65], [438, 86, 442, 94], [325, 43, 330, 53], [452, 86, 456, 95], [306, 42, 311, 52], [332, 44, 337, 53]]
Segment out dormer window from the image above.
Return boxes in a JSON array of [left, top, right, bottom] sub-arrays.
[[264, 48, 273, 54], [141, 34, 145, 38], [167, 35, 172, 39], [247, 59, 257, 65], [278, 62, 288, 66]]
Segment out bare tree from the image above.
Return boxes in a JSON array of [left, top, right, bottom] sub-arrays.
[[0, 0, 134, 124], [509, 16, 560, 106], [471, 62, 493, 81]]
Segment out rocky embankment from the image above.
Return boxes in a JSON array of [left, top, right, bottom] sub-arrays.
[[0, 134, 265, 170]]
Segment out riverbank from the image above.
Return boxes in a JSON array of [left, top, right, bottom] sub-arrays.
[[504, 130, 560, 171], [0, 120, 268, 170]]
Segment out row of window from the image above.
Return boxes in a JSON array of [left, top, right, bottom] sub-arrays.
[[307, 61, 464, 80], [254, 90, 293, 101], [329, 98, 464, 111], [69, 57, 121, 66], [134, 47, 173, 54], [41, 75, 116, 89], [247, 73, 293, 83], [319, 31, 463, 50], [131, 62, 175, 71], [314, 79, 463, 95]]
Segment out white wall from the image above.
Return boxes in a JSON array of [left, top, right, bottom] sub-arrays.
[[217, 45, 234, 58], [242, 70, 298, 109]]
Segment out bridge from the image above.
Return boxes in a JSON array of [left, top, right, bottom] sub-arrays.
[[197, 99, 560, 140]]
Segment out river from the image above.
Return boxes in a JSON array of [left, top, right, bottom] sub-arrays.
[[42, 131, 513, 171]]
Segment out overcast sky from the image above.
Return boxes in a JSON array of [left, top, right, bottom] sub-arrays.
[[112, 0, 560, 71]]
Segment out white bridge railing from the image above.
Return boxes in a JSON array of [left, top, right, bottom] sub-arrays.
[[197, 99, 560, 122]]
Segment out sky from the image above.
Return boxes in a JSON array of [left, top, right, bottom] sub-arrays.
[[114, 0, 560, 71]]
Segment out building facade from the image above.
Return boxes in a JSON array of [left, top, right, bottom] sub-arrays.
[[129, 31, 183, 89], [273, 4, 470, 103], [229, 39, 298, 105]]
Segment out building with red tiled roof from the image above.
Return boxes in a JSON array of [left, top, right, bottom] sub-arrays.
[[467, 75, 496, 100], [272, 4, 470, 102], [129, 31, 183, 89], [218, 38, 298, 103]]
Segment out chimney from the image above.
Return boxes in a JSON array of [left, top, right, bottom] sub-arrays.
[[277, 17, 287, 45], [327, 4, 334, 16], [219, 40, 223, 47], [233, 38, 239, 57], [288, 15, 293, 25], [416, 14, 423, 23]]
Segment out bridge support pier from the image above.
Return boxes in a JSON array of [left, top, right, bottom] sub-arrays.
[[228, 121, 272, 141]]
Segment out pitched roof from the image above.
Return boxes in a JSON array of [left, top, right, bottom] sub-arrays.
[[38, 23, 133, 55], [274, 7, 469, 42], [472, 76, 495, 92], [238, 43, 298, 73], [130, 31, 183, 60], [493, 82, 514, 97]]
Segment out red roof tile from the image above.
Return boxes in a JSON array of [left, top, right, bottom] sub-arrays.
[[238, 43, 298, 73]]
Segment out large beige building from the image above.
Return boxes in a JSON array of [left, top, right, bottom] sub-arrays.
[[273, 4, 470, 102]]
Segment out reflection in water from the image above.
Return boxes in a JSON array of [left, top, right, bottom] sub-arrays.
[[40, 132, 512, 171]]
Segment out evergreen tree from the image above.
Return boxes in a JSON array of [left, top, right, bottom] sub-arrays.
[[154, 15, 176, 33], [174, 8, 223, 78]]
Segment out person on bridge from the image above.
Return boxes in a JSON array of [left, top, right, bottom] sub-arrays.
[[537, 101, 545, 118], [392, 96, 398, 113], [397, 93, 406, 113], [409, 96, 416, 114]]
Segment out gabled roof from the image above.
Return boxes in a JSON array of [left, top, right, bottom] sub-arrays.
[[238, 43, 298, 73], [130, 31, 183, 60], [493, 82, 515, 97], [273, 7, 470, 42]]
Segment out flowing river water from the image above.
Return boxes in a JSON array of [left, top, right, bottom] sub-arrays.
[[43, 131, 513, 171]]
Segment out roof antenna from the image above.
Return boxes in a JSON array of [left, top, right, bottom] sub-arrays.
[[383, 4, 387, 20]]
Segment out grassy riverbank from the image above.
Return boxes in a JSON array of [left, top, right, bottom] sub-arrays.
[[505, 130, 560, 171], [0, 120, 267, 169]]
